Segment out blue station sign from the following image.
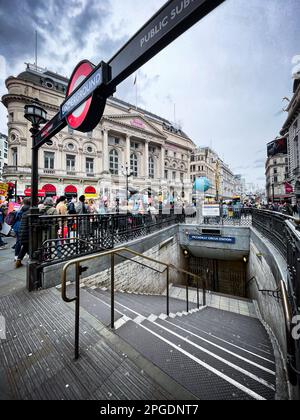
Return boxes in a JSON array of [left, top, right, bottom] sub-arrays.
[[189, 234, 236, 244]]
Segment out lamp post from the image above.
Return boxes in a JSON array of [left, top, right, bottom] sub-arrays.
[[272, 183, 275, 203], [24, 100, 47, 211], [24, 100, 47, 292], [122, 163, 134, 209]]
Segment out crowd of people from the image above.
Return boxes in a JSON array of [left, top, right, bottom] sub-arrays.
[[1, 195, 300, 269], [0, 194, 165, 267], [0, 195, 108, 267], [265, 201, 300, 217]]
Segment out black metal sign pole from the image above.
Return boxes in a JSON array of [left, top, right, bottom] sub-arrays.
[[34, 0, 225, 146]]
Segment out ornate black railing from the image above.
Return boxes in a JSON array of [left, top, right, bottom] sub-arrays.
[[29, 212, 185, 267], [252, 209, 300, 386]]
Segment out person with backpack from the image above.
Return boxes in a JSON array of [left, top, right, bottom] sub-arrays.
[[0, 204, 8, 249], [12, 198, 31, 260], [67, 197, 77, 215], [15, 198, 31, 268]]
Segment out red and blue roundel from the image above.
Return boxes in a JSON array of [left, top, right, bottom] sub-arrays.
[[65, 60, 106, 133], [66, 61, 94, 130]]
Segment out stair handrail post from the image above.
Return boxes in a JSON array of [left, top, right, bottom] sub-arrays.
[[166, 266, 170, 316], [203, 279, 206, 306], [75, 262, 80, 360], [197, 277, 200, 309], [111, 253, 115, 329], [186, 273, 189, 313]]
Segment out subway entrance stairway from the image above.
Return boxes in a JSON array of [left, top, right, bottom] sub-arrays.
[[63, 282, 277, 401]]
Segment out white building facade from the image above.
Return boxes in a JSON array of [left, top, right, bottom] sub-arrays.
[[0, 133, 8, 178], [190, 147, 239, 201], [1, 64, 195, 205], [265, 154, 289, 202], [281, 77, 300, 201]]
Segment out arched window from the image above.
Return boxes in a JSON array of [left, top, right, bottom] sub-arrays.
[[149, 156, 155, 179], [130, 153, 138, 177], [109, 149, 119, 175]]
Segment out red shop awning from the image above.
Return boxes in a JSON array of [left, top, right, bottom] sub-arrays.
[[65, 185, 78, 194], [24, 188, 45, 197], [42, 184, 57, 193], [84, 186, 96, 195]]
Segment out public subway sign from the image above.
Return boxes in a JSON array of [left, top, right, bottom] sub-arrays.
[[189, 234, 236, 244], [60, 60, 112, 132], [34, 0, 225, 145], [109, 0, 225, 85]]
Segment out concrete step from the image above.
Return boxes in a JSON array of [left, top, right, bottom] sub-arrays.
[[78, 286, 276, 400], [170, 286, 257, 318], [140, 319, 275, 400], [85, 288, 199, 318], [165, 311, 274, 360], [116, 316, 276, 400]]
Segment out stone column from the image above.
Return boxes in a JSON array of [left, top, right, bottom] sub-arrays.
[[103, 129, 109, 172], [126, 134, 131, 166], [161, 145, 165, 178], [144, 140, 149, 178]]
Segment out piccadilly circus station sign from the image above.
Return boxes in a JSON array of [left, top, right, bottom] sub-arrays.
[[34, 0, 225, 147]]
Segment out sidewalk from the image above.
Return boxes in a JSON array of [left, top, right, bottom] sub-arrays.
[[0, 235, 193, 400], [0, 236, 26, 297]]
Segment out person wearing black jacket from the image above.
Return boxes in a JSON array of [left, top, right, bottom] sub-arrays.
[[15, 199, 31, 269]]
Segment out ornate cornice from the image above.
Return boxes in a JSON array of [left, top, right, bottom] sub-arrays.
[[101, 114, 167, 140], [1, 93, 59, 113]]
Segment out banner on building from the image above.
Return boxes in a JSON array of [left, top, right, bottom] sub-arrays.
[[0, 183, 8, 196], [285, 182, 293, 194], [267, 137, 287, 157]]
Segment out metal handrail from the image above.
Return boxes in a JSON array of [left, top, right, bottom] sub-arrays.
[[61, 246, 205, 359], [246, 276, 281, 299], [115, 252, 167, 274], [280, 280, 300, 381]]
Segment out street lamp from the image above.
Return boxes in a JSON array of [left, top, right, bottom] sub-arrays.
[[122, 163, 134, 208], [24, 100, 47, 210]]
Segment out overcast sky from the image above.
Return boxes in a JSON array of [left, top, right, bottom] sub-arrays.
[[0, 0, 299, 187]]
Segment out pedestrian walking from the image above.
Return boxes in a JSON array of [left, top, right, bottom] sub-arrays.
[[15, 199, 31, 268], [12, 198, 31, 260], [0, 204, 8, 249]]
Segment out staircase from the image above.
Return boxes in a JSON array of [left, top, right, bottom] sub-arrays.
[[65, 284, 277, 400]]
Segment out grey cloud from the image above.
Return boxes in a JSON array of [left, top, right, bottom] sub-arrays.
[[0, 0, 112, 65]]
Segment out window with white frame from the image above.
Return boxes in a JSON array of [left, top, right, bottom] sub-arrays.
[[109, 149, 119, 175], [86, 158, 94, 174], [44, 152, 55, 169], [66, 154, 76, 172], [130, 153, 138, 177], [131, 141, 139, 150], [12, 147, 18, 167], [149, 156, 155, 178]]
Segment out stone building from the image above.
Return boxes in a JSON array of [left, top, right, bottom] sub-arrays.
[[0, 133, 8, 178], [190, 147, 237, 201], [280, 75, 300, 201], [1, 64, 194, 204], [265, 153, 289, 202]]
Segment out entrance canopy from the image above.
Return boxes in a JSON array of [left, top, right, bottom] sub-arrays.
[[42, 184, 56, 196], [65, 185, 78, 196], [84, 186, 97, 199]]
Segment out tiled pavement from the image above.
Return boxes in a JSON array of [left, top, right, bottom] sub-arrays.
[[0, 236, 27, 297], [0, 287, 194, 400]]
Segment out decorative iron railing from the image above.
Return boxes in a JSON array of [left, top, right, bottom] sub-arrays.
[[29, 212, 185, 267], [252, 209, 300, 386]]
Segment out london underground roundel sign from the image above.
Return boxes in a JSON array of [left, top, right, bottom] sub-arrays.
[[65, 60, 106, 133]]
